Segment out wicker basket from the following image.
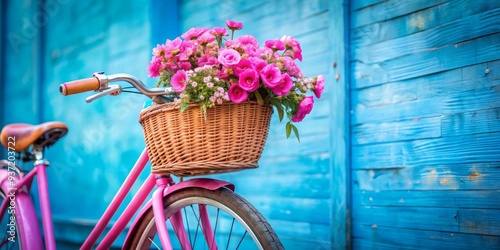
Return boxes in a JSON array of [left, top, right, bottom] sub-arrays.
[[138, 101, 273, 176]]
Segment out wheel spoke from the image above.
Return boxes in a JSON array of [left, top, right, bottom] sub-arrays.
[[235, 231, 248, 250], [225, 218, 236, 250]]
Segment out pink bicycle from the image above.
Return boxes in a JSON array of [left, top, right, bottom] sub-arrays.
[[0, 72, 283, 249]]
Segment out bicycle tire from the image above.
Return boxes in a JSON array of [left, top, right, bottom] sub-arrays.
[[127, 187, 283, 250]]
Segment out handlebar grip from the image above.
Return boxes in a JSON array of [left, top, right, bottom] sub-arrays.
[[59, 77, 100, 96]]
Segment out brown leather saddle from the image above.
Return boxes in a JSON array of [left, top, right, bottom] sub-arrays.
[[1, 122, 68, 152]]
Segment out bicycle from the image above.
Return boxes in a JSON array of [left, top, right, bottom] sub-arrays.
[[0, 72, 283, 249]]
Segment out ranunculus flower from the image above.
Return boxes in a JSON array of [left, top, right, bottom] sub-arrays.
[[314, 75, 325, 98], [260, 64, 282, 88], [264, 39, 285, 51], [238, 69, 260, 92], [171, 70, 188, 92], [249, 57, 267, 72], [281, 35, 303, 61], [218, 49, 241, 66], [226, 20, 243, 30], [271, 73, 292, 96], [233, 59, 253, 76], [228, 84, 248, 103], [292, 96, 314, 122], [234, 35, 259, 55]]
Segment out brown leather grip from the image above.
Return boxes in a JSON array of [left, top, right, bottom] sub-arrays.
[[59, 77, 100, 96]]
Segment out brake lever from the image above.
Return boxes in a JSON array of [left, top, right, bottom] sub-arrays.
[[86, 84, 122, 103]]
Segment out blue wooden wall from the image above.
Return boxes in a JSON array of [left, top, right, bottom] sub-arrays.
[[350, 0, 500, 248]]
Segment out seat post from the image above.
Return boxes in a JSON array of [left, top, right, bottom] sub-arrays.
[[33, 146, 49, 167]]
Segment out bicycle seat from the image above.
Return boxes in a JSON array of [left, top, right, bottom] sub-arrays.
[[0, 122, 68, 152]]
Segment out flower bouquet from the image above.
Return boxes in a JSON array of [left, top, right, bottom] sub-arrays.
[[140, 20, 324, 176]]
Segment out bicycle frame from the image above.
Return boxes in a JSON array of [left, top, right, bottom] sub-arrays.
[[0, 148, 234, 249]]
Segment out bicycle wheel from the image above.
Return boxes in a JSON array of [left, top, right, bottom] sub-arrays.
[[127, 187, 283, 250]]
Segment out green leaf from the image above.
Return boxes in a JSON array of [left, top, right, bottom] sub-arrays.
[[285, 122, 292, 138], [254, 91, 264, 106], [276, 105, 284, 121], [291, 123, 300, 142], [180, 103, 189, 112]]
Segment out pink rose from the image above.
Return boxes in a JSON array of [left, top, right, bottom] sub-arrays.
[[238, 69, 260, 92], [281, 35, 303, 61], [249, 57, 267, 72], [233, 59, 253, 76], [314, 75, 325, 98], [264, 38, 285, 51], [218, 49, 241, 66], [292, 96, 314, 122], [171, 70, 188, 92], [260, 64, 282, 88], [226, 20, 243, 30], [271, 73, 292, 96], [228, 84, 248, 103]]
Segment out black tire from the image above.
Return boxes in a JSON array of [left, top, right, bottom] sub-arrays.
[[126, 187, 283, 250]]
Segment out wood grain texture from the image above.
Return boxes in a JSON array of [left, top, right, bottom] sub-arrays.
[[353, 190, 500, 209], [352, 133, 500, 170], [352, 32, 500, 88], [352, 226, 500, 249], [351, 0, 446, 28], [351, 0, 500, 48], [352, 163, 500, 190], [353, 8, 500, 64]]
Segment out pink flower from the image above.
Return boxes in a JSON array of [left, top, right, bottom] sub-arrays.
[[228, 84, 248, 103], [181, 27, 209, 40], [226, 20, 243, 30], [212, 27, 228, 37], [271, 73, 292, 96], [178, 40, 196, 61], [152, 44, 168, 56], [233, 59, 253, 76], [260, 64, 282, 88], [197, 32, 216, 44], [264, 39, 285, 50], [281, 35, 303, 61], [147, 56, 163, 77], [283, 56, 303, 78], [238, 69, 260, 92], [171, 70, 188, 92], [198, 55, 218, 67], [216, 69, 229, 80], [218, 49, 241, 66], [314, 75, 325, 98], [249, 57, 267, 72], [234, 35, 259, 55], [292, 96, 314, 122]]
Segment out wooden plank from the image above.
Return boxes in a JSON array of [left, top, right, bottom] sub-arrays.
[[269, 219, 331, 241], [352, 60, 500, 108], [350, 0, 386, 11], [244, 195, 330, 225], [352, 163, 500, 190], [352, 190, 500, 209], [351, 0, 500, 48], [352, 226, 500, 249], [329, 0, 350, 248], [459, 209, 500, 235], [352, 133, 500, 170], [352, 116, 442, 145], [352, 32, 500, 88], [353, 8, 500, 64], [442, 108, 500, 137], [234, 174, 332, 199], [257, 152, 331, 175], [351, 0, 446, 28], [352, 206, 459, 231], [353, 83, 500, 125]]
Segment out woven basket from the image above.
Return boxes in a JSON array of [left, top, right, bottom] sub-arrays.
[[138, 101, 273, 176]]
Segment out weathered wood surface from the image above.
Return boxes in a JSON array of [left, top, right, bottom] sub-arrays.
[[350, 0, 500, 248]]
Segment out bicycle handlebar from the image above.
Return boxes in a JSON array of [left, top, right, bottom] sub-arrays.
[[59, 72, 174, 103], [59, 77, 100, 96]]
